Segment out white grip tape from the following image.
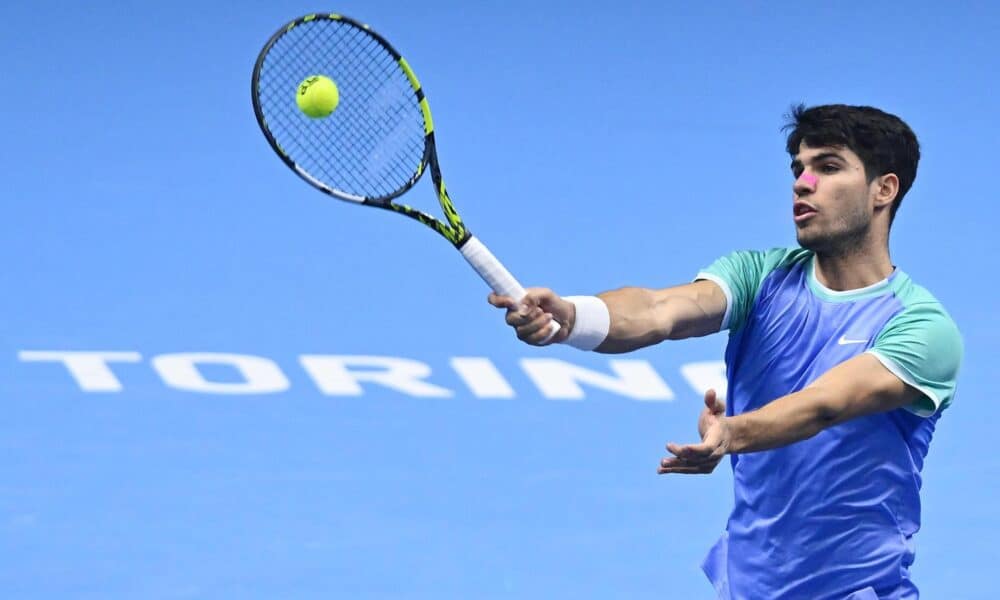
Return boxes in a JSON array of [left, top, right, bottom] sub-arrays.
[[459, 236, 561, 342]]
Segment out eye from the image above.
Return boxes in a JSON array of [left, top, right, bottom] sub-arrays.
[[792, 166, 803, 178], [820, 163, 840, 174]]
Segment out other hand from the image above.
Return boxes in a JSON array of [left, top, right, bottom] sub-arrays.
[[658, 389, 730, 475]]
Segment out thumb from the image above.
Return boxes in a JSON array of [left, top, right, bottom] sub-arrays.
[[704, 388, 723, 413]]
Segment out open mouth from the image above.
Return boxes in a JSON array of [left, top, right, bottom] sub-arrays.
[[793, 203, 817, 223]]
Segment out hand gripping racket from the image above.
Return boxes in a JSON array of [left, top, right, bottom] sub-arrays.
[[251, 13, 559, 340]]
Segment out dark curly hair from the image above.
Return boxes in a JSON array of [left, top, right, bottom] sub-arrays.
[[784, 104, 920, 225]]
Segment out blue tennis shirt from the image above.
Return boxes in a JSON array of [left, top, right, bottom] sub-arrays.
[[695, 248, 963, 600]]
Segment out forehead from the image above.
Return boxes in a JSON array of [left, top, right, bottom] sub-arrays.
[[793, 141, 862, 165]]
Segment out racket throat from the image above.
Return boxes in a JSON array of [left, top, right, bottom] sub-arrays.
[[428, 166, 468, 243]]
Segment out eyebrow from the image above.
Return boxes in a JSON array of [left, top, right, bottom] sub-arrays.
[[790, 152, 847, 171]]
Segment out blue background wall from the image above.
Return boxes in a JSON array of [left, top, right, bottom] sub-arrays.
[[3, 1, 997, 597]]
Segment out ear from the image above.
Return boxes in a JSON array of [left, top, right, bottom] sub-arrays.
[[873, 173, 899, 210]]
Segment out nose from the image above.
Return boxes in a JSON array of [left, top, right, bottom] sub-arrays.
[[794, 172, 818, 196]]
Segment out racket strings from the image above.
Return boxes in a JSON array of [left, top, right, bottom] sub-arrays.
[[268, 37, 391, 179], [260, 25, 421, 194], [261, 24, 423, 191], [256, 19, 427, 200]]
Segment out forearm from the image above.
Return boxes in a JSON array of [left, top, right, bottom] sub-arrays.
[[559, 280, 724, 353], [661, 355, 925, 471], [722, 354, 922, 454], [593, 287, 671, 353], [592, 283, 723, 353], [726, 387, 838, 454]]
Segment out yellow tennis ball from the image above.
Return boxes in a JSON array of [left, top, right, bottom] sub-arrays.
[[296, 75, 339, 118]]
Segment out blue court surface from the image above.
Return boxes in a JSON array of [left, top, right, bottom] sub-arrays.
[[3, 1, 997, 598]]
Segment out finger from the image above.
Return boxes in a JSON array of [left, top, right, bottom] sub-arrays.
[[660, 455, 682, 468], [676, 450, 725, 468], [522, 288, 557, 308], [542, 317, 570, 345], [658, 465, 715, 475], [704, 389, 725, 415], [667, 442, 717, 463], [666, 442, 695, 456], [658, 455, 722, 474], [657, 460, 717, 475], [523, 315, 557, 345], [506, 305, 543, 327], [704, 388, 716, 410], [487, 293, 518, 309], [518, 311, 551, 336], [707, 389, 727, 414], [504, 303, 539, 325], [517, 313, 553, 342], [660, 454, 722, 469]]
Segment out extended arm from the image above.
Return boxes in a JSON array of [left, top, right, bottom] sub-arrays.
[[659, 353, 925, 473], [487, 279, 728, 352], [594, 279, 727, 353]]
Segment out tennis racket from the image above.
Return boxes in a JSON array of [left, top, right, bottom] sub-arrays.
[[251, 13, 559, 340]]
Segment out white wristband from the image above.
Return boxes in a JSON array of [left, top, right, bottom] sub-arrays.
[[562, 296, 610, 351]]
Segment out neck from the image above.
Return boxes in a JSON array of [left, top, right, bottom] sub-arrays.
[[812, 242, 893, 291]]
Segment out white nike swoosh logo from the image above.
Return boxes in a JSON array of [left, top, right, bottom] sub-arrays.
[[837, 335, 868, 345]]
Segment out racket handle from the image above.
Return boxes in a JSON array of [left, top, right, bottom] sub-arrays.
[[459, 236, 561, 343]]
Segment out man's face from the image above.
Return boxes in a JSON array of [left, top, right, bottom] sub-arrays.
[[790, 142, 874, 255]]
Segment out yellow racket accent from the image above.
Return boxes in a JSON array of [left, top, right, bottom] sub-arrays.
[[437, 180, 466, 239], [399, 57, 420, 90], [398, 58, 435, 134], [420, 99, 434, 135]]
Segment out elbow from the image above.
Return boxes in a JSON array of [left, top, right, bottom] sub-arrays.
[[810, 388, 846, 429]]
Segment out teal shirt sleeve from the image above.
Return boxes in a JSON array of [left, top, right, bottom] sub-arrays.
[[695, 248, 809, 332], [867, 302, 964, 416]]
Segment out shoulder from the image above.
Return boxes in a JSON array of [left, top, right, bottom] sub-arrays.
[[720, 247, 811, 271], [885, 272, 961, 336], [869, 271, 964, 414], [699, 247, 811, 284], [697, 247, 812, 332]]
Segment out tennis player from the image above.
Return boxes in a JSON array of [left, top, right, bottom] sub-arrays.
[[488, 104, 962, 599]]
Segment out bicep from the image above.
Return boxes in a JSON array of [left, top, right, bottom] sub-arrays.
[[651, 279, 728, 340]]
